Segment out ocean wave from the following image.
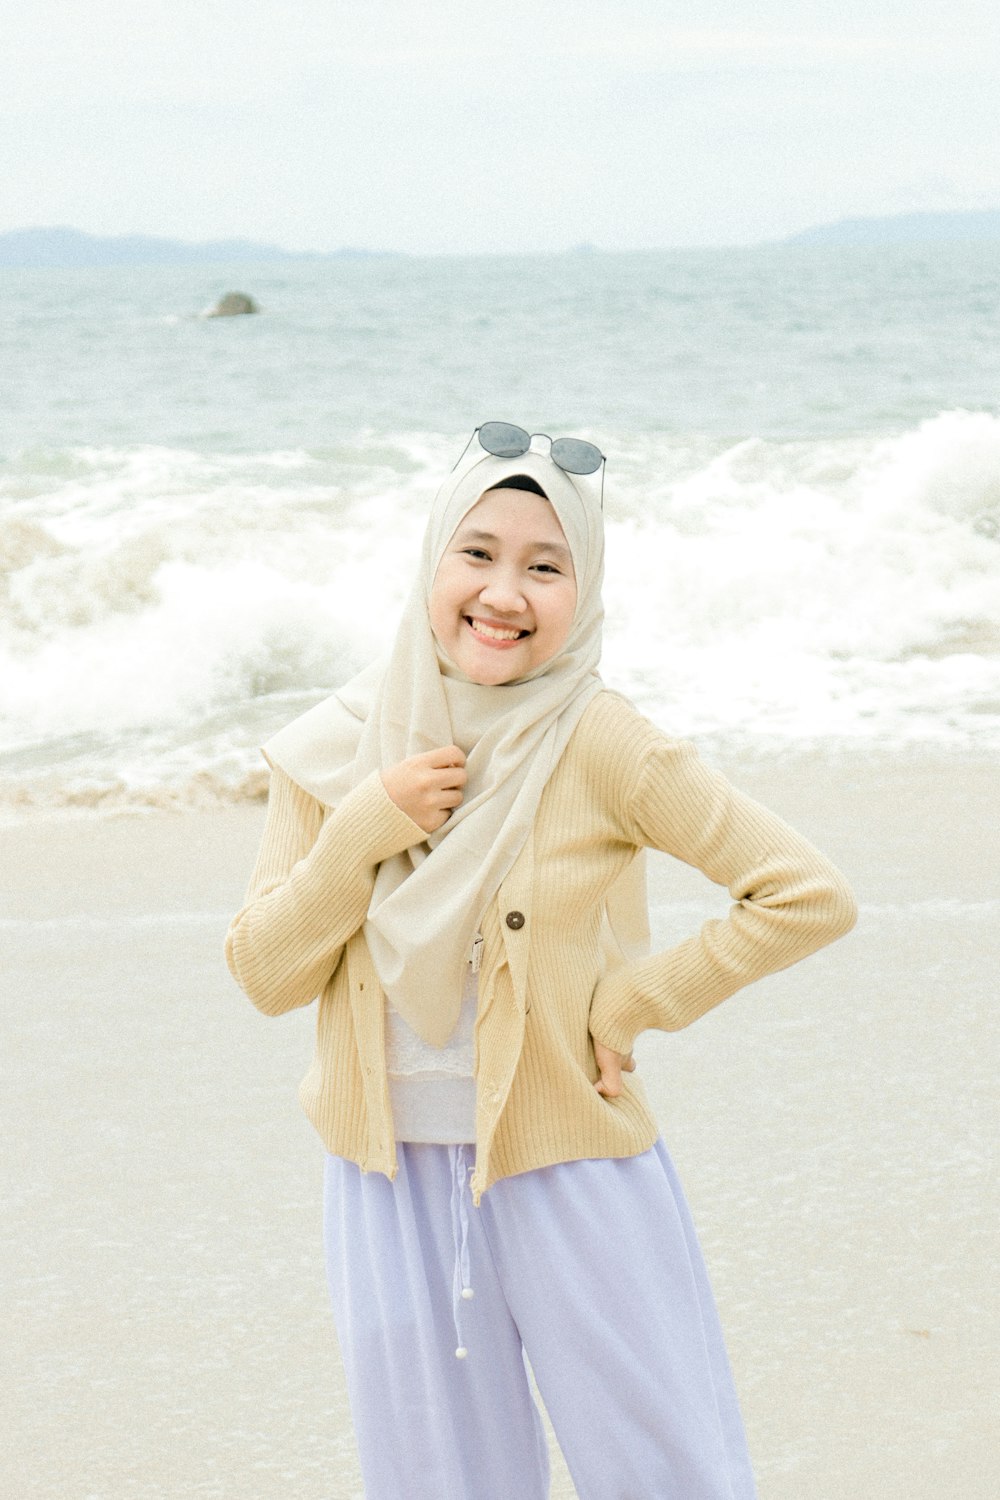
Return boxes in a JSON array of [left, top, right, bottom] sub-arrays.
[[2, 413, 999, 813]]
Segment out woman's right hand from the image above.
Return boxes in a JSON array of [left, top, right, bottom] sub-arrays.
[[381, 746, 467, 834]]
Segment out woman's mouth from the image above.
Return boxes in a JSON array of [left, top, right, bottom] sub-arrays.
[[465, 616, 531, 646]]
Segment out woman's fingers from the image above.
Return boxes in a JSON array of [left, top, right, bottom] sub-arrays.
[[424, 746, 467, 794], [592, 1037, 635, 1097], [427, 744, 466, 771], [381, 746, 468, 832], [423, 746, 467, 798]]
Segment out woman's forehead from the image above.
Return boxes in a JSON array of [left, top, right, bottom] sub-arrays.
[[461, 485, 567, 537], [428, 448, 600, 590]]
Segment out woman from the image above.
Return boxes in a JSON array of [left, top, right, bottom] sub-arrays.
[[225, 423, 857, 1499]]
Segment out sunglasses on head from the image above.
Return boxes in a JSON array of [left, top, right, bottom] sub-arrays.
[[476, 421, 605, 476]]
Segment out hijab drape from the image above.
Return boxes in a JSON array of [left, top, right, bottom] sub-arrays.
[[265, 440, 623, 1047]]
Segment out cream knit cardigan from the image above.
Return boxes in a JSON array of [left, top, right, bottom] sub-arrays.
[[225, 691, 857, 1203]]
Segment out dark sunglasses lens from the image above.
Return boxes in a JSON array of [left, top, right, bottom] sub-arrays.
[[550, 438, 604, 475], [478, 421, 531, 458]]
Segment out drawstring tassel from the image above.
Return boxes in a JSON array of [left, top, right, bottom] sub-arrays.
[[449, 1145, 475, 1358]]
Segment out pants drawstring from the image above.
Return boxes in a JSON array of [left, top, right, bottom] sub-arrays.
[[448, 1144, 475, 1358]]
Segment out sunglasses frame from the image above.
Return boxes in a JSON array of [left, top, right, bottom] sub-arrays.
[[451, 422, 606, 508]]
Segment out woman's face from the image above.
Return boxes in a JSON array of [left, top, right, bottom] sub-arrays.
[[429, 487, 578, 685]]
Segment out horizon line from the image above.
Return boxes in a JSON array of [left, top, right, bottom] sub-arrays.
[[3, 209, 1000, 264]]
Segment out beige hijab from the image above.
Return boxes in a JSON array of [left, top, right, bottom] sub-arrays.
[[265, 437, 643, 1047]]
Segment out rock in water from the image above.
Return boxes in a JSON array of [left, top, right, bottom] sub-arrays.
[[206, 291, 259, 317]]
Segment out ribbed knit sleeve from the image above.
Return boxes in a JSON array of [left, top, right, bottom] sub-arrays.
[[225, 766, 427, 1017], [588, 731, 858, 1055]]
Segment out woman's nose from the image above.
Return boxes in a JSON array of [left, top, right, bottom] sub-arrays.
[[478, 572, 526, 612]]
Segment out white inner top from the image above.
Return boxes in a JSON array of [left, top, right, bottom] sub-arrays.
[[385, 960, 478, 1144]]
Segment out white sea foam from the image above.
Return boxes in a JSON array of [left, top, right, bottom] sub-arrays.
[[2, 413, 999, 813]]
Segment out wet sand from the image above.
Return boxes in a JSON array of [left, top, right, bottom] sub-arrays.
[[3, 749, 998, 1498]]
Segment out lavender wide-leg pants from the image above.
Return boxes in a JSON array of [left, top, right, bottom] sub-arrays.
[[322, 1140, 757, 1500]]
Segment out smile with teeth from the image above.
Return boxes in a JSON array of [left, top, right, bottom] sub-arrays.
[[465, 616, 531, 643]]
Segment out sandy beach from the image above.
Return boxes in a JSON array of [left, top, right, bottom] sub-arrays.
[[3, 747, 997, 1499]]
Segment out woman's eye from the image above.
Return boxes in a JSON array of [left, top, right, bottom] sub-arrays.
[[532, 562, 562, 575], [462, 548, 491, 561]]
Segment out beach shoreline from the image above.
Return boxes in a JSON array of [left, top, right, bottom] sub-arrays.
[[3, 746, 998, 1498]]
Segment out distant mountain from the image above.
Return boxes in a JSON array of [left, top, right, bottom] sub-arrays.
[[0, 226, 392, 268], [787, 210, 1000, 246]]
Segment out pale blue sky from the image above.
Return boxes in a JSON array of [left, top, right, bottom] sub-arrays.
[[1, 0, 997, 252]]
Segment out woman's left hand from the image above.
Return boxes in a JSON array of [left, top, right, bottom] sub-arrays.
[[592, 1038, 636, 1097]]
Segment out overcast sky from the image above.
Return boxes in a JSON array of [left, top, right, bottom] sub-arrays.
[[1, 0, 997, 253]]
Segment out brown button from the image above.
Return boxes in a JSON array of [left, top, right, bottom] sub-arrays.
[[505, 910, 525, 930]]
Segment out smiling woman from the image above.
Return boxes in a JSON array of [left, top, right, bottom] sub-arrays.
[[224, 422, 856, 1498], [428, 483, 578, 685]]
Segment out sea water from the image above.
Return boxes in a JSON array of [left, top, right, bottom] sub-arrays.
[[2, 246, 999, 814]]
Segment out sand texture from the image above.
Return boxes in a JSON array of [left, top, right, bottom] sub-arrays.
[[3, 750, 998, 1498]]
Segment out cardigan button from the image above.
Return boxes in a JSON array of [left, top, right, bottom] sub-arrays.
[[505, 910, 525, 930]]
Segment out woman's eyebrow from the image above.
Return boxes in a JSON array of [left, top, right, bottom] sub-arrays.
[[457, 528, 572, 560]]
